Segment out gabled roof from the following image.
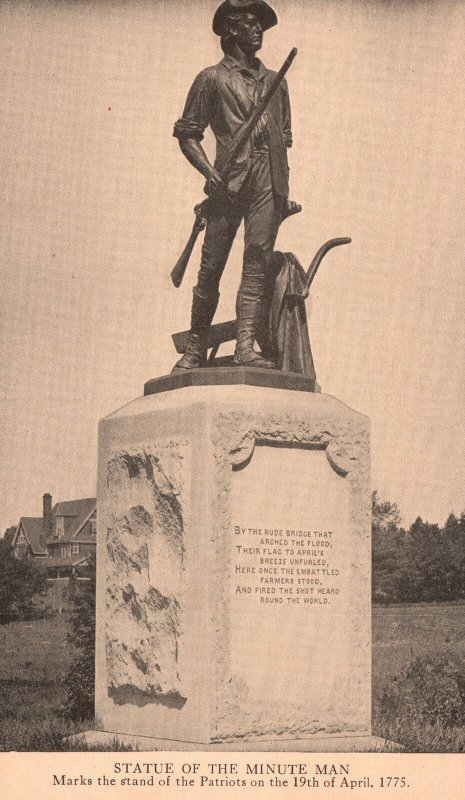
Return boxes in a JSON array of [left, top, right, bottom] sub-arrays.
[[53, 499, 94, 518], [14, 518, 47, 555], [48, 497, 96, 544]]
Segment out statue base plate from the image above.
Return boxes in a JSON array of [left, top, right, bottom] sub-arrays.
[[144, 367, 318, 396]]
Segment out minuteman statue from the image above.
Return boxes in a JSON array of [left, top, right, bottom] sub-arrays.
[[172, 0, 300, 371]]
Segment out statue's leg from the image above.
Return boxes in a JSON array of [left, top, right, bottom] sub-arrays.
[[234, 155, 284, 369], [172, 288, 219, 371], [172, 206, 241, 371]]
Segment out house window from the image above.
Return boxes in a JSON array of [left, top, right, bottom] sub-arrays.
[[72, 544, 79, 554], [56, 516, 64, 539], [90, 517, 97, 535]]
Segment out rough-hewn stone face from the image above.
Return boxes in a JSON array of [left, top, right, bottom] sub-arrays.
[[105, 443, 189, 708], [95, 386, 371, 747]]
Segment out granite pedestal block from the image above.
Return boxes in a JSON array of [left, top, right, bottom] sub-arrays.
[[95, 383, 371, 748]]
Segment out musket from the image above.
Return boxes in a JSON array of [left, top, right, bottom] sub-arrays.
[[171, 47, 298, 288]]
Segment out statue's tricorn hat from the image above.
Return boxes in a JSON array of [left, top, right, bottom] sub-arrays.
[[213, 0, 278, 36]]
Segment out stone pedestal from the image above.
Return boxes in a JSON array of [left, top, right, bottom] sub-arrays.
[[95, 383, 371, 748]]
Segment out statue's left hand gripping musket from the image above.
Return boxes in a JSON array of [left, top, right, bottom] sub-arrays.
[[170, 47, 298, 288]]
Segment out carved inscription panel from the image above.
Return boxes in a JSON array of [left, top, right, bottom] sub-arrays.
[[230, 444, 351, 710]]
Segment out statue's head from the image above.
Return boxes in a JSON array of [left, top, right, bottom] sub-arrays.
[[213, 0, 278, 55]]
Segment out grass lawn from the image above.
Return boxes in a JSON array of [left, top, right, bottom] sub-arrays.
[[373, 601, 465, 684], [0, 615, 74, 681], [0, 615, 92, 750], [0, 615, 74, 721], [1, 603, 464, 750], [372, 602, 465, 751]]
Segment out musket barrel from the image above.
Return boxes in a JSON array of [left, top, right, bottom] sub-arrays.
[[223, 48, 298, 172]]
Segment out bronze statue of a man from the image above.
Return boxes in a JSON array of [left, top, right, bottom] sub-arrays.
[[173, 0, 298, 371]]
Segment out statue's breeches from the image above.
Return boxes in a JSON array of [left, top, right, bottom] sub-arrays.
[[195, 153, 284, 298]]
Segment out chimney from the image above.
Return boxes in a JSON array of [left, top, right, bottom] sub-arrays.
[[43, 493, 52, 539]]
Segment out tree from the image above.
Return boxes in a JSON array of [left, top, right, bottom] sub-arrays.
[[0, 538, 47, 618], [63, 554, 96, 720], [372, 491, 402, 534], [406, 515, 465, 601], [442, 514, 465, 599], [373, 497, 465, 604], [372, 492, 408, 602], [2, 526, 17, 547]]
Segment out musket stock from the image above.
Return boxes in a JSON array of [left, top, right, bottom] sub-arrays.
[[170, 213, 207, 288]]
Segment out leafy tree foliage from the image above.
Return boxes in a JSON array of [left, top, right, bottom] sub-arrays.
[[2, 526, 17, 547], [0, 538, 48, 618], [372, 494, 465, 603], [63, 555, 96, 721], [372, 491, 402, 532]]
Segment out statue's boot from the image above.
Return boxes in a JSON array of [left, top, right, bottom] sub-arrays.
[[172, 288, 219, 371], [233, 272, 275, 370]]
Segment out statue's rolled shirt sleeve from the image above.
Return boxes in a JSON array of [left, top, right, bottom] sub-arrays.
[[281, 78, 293, 148], [173, 69, 213, 142]]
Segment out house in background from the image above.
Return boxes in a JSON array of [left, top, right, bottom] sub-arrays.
[[12, 493, 96, 612], [12, 515, 48, 561]]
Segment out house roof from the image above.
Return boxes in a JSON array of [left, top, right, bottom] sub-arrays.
[[16, 517, 47, 555], [53, 498, 94, 518], [38, 554, 90, 569], [48, 497, 96, 545], [14, 496, 96, 552]]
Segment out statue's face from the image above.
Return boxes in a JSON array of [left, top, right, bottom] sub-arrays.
[[231, 13, 263, 53]]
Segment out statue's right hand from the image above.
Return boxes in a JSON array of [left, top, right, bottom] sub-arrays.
[[206, 168, 225, 195]]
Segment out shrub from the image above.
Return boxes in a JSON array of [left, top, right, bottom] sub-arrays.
[[62, 557, 96, 721], [374, 655, 465, 751], [0, 539, 48, 618]]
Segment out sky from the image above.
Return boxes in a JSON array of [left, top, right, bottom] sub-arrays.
[[0, 0, 464, 531]]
